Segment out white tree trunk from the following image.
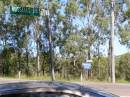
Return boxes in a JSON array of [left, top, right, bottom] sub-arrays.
[[110, 0, 115, 83]]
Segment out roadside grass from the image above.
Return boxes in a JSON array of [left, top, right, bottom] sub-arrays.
[[0, 75, 130, 83], [0, 75, 81, 82], [0, 75, 51, 81], [116, 79, 130, 83], [20, 75, 51, 81]]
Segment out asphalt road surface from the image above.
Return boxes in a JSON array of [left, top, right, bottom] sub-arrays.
[[0, 79, 129, 96], [81, 82, 130, 97]]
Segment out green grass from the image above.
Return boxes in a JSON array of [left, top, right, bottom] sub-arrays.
[[20, 75, 51, 81], [0, 75, 51, 81], [116, 79, 130, 83], [0, 75, 81, 83], [0, 75, 130, 84]]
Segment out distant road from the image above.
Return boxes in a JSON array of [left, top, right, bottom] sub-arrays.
[[0, 79, 26, 84], [80, 82, 130, 96], [0, 79, 130, 96]]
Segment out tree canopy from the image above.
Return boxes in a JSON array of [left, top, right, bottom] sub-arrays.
[[0, 0, 130, 81]]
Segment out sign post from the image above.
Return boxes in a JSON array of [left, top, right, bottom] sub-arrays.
[[82, 60, 92, 80]]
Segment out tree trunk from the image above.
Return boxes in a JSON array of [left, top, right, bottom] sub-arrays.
[[108, 38, 112, 82], [88, 47, 91, 60], [26, 48, 29, 76], [37, 41, 40, 76], [4, 39, 7, 49], [42, 67, 45, 76], [110, 0, 115, 83], [18, 49, 21, 79], [74, 59, 76, 66], [62, 65, 65, 78], [97, 31, 101, 79], [87, 47, 91, 80], [97, 56, 101, 79], [46, 15, 55, 81]]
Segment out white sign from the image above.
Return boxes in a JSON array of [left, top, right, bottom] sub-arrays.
[[82, 60, 92, 70], [82, 63, 92, 70]]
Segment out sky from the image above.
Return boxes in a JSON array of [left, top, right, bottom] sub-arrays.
[[114, 37, 129, 56], [102, 36, 129, 56]]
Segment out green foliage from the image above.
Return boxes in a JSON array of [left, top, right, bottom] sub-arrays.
[[65, 0, 79, 15], [92, 57, 108, 80], [0, 1, 4, 14], [116, 53, 130, 80], [49, 0, 61, 14], [95, 15, 109, 28], [119, 27, 130, 46], [64, 34, 83, 54], [1, 48, 15, 66], [125, 4, 130, 18], [0, 47, 16, 76]]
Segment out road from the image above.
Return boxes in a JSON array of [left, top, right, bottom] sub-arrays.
[[80, 82, 130, 97], [0, 79, 130, 96]]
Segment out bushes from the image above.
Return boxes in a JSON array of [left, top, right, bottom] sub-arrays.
[[92, 57, 108, 80], [116, 53, 130, 81]]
